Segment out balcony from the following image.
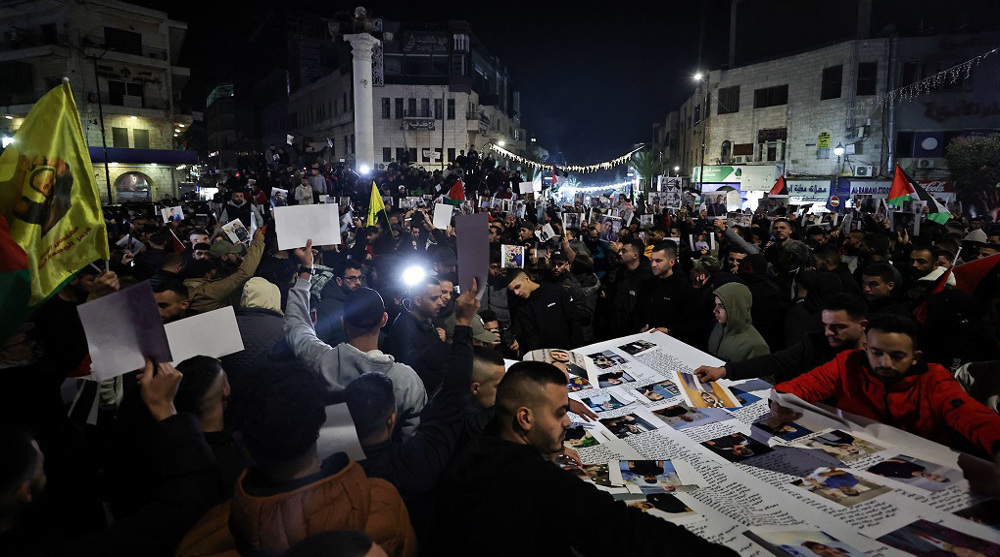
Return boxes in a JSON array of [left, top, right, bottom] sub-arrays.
[[82, 35, 169, 67], [0, 29, 70, 62]]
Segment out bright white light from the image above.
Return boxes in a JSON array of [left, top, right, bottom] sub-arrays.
[[401, 265, 426, 287], [109, 162, 118, 166], [4, 115, 13, 120], [130, 115, 137, 120], [178, 124, 185, 128], [498, 140, 506, 147], [673, 166, 680, 172], [150, 163, 157, 166], [359, 164, 371, 174], [176, 165, 187, 170], [833, 143, 845, 157], [693, 72, 704, 82], [1, 136, 13, 148]]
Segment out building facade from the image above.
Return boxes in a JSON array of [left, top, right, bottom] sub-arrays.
[[0, 0, 194, 202]]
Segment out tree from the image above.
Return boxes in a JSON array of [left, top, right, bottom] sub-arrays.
[[629, 148, 665, 197], [944, 134, 1000, 194]]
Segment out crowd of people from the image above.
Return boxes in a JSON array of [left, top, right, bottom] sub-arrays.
[[2, 149, 1000, 556]]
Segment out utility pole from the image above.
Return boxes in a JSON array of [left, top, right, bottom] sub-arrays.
[[90, 54, 113, 203]]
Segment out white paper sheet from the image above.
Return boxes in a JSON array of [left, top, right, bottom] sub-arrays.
[[432, 203, 453, 230], [164, 307, 245, 365], [316, 403, 366, 462], [519, 181, 534, 194], [274, 203, 342, 250]]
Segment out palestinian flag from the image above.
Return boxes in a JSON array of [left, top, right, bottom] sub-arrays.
[[768, 176, 788, 196], [0, 213, 30, 342], [445, 179, 465, 206], [887, 164, 951, 225]]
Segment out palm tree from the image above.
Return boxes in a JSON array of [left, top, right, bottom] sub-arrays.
[[629, 148, 665, 199]]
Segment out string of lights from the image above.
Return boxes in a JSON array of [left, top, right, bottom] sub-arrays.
[[859, 46, 999, 110], [488, 143, 646, 174]]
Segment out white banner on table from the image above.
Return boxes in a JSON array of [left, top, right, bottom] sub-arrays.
[[274, 203, 341, 250]]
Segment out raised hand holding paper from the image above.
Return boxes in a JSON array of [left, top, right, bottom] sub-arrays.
[[455, 212, 489, 299], [273, 203, 341, 250], [77, 281, 172, 381], [432, 203, 453, 230]]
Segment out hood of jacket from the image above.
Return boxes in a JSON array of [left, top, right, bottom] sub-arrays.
[[714, 281, 754, 333], [241, 277, 282, 314], [331, 342, 397, 378]]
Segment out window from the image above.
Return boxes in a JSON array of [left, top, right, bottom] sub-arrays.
[[107, 80, 144, 106], [856, 62, 878, 96], [422, 148, 431, 163], [753, 85, 788, 108], [383, 147, 392, 162], [821, 65, 842, 100], [434, 99, 443, 119], [408, 147, 417, 162], [901, 61, 921, 87], [895, 131, 915, 158], [132, 129, 149, 149], [381, 98, 391, 119], [447, 98, 456, 119], [693, 104, 701, 125], [104, 27, 142, 56], [396, 147, 406, 161], [448, 147, 455, 162], [717, 86, 739, 114], [407, 98, 416, 117], [394, 98, 403, 119], [112, 127, 129, 148], [41, 23, 58, 44], [420, 98, 430, 117]]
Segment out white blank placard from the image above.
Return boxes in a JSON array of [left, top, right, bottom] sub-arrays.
[[519, 181, 533, 194], [432, 203, 453, 230], [274, 203, 342, 250], [164, 306, 245, 365]]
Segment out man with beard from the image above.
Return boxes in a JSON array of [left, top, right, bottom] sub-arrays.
[[770, 314, 1000, 461], [183, 229, 266, 313], [543, 251, 591, 331], [219, 189, 261, 230], [634, 241, 701, 345]]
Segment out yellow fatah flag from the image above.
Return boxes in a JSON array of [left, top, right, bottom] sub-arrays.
[[0, 81, 110, 308], [367, 180, 385, 226]]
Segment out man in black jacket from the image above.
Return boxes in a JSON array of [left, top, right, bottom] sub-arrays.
[[386, 275, 449, 391], [603, 238, 653, 338], [506, 269, 581, 352], [426, 361, 738, 556], [694, 293, 868, 384], [633, 240, 702, 345]]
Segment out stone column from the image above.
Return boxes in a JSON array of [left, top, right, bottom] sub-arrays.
[[343, 33, 380, 174]]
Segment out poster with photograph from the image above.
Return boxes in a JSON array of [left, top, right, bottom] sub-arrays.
[[599, 216, 622, 241], [745, 528, 868, 557], [877, 519, 1000, 557], [795, 430, 885, 463], [501, 244, 525, 269], [864, 455, 962, 492], [762, 195, 790, 216], [703, 193, 728, 217], [600, 412, 659, 439], [581, 392, 629, 414], [790, 467, 892, 507], [618, 339, 657, 356], [160, 205, 184, 223], [562, 212, 583, 231], [754, 418, 815, 442], [221, 219, 251, 244], [702, 432, 773, 462], [653, 404, 726, 430], [664, 184, 682, 210], [639, 214, 654, 226], [524, 348, 593, 383], [588, 350, 628, 369], [676, 371, 739, 408], [618, 460, 682, 494], [597, 370, 636, 388], [635, 379, 680, 403], [727, 212, 753, 228], [627, 493, 699, 523], [564, 423, 602, 449]]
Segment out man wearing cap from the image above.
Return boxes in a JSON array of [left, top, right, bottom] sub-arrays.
[[183, 229, 266, 314], [286, 241, 427, 439]]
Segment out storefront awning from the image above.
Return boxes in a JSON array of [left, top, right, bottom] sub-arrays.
[[88, 147, 199, 165]]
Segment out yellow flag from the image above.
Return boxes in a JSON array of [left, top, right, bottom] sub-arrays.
[[367, 180, 385, 226], [0, 81, 110, 306]]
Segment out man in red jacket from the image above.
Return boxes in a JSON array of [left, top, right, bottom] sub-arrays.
[[771, 314, 1000, 462]]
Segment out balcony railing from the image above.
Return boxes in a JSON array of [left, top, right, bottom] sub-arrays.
[[83, 35, 168, 61], [0, 30, 69, 51]]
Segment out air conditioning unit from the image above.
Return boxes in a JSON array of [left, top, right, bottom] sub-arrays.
[[917, 158, 935, 169], [732, 155, 745, 164], [854, 165, 874, 177]]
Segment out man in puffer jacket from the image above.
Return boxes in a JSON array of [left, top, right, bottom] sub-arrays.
[[707, 282, 770, 363], [284, 249, 426, 439]]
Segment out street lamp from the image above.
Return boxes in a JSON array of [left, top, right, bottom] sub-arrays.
[[833, 142, 845, 175]]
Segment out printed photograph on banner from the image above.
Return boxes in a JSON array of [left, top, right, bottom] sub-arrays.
[[877, 519, 1000, 557], [727, 212, 753, 228], [581, 392, 627, 414], [577, 463, 616, 488], [652, 404, 725, 429], [601, 413, 659, 439], [564, 423, 602, 449], [677, 371, 739, 408], [588, 349, 628, 369], [702, 433, 773, 463], [790, 467, 892, 508], [796, 429, 885, 463], [221, 219, 250, 244], [627, 493, 698, 520], [864, 455, 962, 492], [953, 499, 1000, 532], [754, 418, 815, 442], [271, 188, 289, 207], [639, 214, 654, 226], [730, 387, 762, 406], [562, 212, 582, 231], [599, 216, 622, 242], [500, 244, 525, 268], [160, 205, 183, 223], [690, 233, 711, 254], [618, 339, 657, 356], [568, 376, 594, 392], [745, 528, 868, 557], [619, 460, 682, 494], [597, 370, 635, 388], [636, 379, 680, 403], [524, 348, 591, 381]]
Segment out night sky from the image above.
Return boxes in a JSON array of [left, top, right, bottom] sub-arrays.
[[141, 0, 999, 167]]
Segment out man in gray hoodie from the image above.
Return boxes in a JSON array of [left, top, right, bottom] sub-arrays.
[[707, 282, 770, 363], [284, 240, 427, 439]]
